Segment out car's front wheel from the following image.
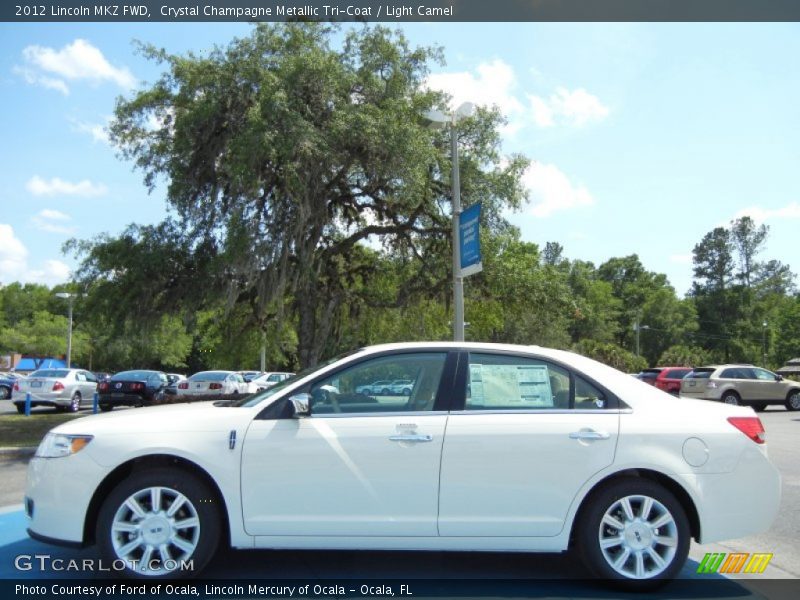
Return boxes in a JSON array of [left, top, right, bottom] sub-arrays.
[[785, 390, 800, 411], [97, 468, 221, 578], [577, 478, 690, 590]]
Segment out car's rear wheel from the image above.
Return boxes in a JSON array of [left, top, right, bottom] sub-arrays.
[[721, 392, 740, 406], [97, 468, 221, 578], [785, 390, 800, 411], [382, 388, 391, 395], [0, 386, 10, 400], [68, 392, 81, 413], [99, 403, 113, 412], [753, 402, 768, 412], [577, 478, 690, 590], [15, 403, 25, 414]]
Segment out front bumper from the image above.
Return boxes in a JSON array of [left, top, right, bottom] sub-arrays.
[[25, 452, 111, 545]]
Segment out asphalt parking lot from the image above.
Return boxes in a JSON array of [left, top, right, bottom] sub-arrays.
[[0, 405, 797, 596]]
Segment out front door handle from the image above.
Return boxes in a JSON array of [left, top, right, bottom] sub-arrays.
[[569, 429, 610, 440], [389, 434, 433, 443]]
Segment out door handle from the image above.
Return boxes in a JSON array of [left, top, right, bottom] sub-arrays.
[[389, 434, 433, 443], [569, 430, 610, 440]]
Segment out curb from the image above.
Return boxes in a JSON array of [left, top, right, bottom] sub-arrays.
[[0, 446, 36, 457]]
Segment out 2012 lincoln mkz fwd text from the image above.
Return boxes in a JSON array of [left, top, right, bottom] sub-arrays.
[[24, 343, 780, 589]]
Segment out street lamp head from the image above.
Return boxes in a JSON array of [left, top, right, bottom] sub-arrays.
[[454, 102, 476, 119], [55, 292, 72, 299], [422, 109, 448, 129]]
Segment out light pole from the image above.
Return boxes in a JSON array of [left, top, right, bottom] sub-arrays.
[[634, 320, 650, 357], [55, 292, 79, 368], [762, 320, 768, 367], [424, 102, 475, 342]]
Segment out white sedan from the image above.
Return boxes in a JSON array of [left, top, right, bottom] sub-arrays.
[[24, 342, 780, 588], [174, 370, 249, 397], [250, 371, 295, 392]]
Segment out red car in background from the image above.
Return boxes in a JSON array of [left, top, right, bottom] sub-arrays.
[[638, 367, 693, 395]]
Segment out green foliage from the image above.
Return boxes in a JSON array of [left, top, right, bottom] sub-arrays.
[[572, 339, 648, 373], [657, 345, 711, 368]]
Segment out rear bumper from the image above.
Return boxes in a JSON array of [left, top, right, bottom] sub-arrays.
[[98, 393, 148, 407], [691, 446, 781, 543]]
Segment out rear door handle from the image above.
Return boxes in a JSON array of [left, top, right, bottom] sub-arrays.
[[569, 430, 610, 440], [389, 434, 433, 443]]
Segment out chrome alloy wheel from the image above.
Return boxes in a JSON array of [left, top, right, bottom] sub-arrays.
[[597, 494, 678, 579], [110, 486, 201, 576]]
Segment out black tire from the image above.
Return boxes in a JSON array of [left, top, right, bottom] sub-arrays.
[[15, 403, 25, 414], [68, 392, 81, 413], [97, 468, 222, 578], [99, 403, 113, 412], [402, 388, 412, 396], [0, 386, 10, 400], [382, 388, 391, 396], [753, 402, 768, 412], [785, 390, 800, 412], [721, 391, 740, 406], [577, 477, 690, 591]]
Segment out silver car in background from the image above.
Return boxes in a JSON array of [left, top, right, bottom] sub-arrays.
[[11, 368, 98, 413]]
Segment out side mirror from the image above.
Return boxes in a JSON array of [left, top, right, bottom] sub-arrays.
[[776, 374, 784, 382], [288, 393, 311, 418]]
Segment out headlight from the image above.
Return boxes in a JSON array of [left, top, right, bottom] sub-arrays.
[[35, 433, 93, 458]]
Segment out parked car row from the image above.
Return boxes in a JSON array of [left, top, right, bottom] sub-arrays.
[[9, 367, 296, 413], [635, 364, 800, 411], [355, 378, 415, 396]]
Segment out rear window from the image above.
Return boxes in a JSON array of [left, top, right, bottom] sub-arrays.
[[687, 368, 714, 379], [30, 369, 69, 378], [112, 370, 157, 381], [189, 371, 229, 381], [664, 368, 691, 379], [639, 370, 660, 381]]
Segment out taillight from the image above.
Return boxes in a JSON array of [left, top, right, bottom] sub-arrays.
[[52, 381, 65, 392], [178, 382, 189, 389], [13, 382, 20, 391], [99, 382, 108, 392], [209, 383, 222, 390], [728, 417, 766, 444], [133, 383, 144, 391]]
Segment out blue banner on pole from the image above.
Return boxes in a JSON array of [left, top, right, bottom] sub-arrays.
[[459, 203, 483, 277]]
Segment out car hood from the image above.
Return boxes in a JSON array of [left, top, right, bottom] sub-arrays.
[[50, 401, 257, 436]]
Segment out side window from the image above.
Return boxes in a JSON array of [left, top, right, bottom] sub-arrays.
[[75, 372, 86, 382], [753, 368, 774, 381], [720, 368, 741, 379], [309, 353, 447, 414], [465, 353, 609, 411], [574, 375, 608, 409], [83, 371, 97, 383]]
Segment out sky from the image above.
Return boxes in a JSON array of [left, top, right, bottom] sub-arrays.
[[1, 21, 799, 297]]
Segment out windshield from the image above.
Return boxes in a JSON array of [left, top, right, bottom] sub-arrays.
[[234, 349, 360, 407]]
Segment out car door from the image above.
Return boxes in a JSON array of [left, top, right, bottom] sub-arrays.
[[438, 351, 620, 537], [751, 367, 784, 401], [241, 350, 453, 537]]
